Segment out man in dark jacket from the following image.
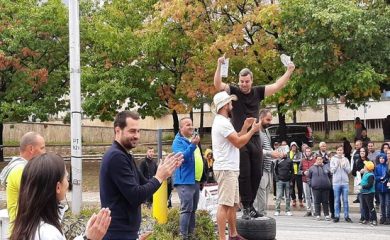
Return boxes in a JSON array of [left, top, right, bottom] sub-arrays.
[[100, 111, 183, 240], [139, 147, 157, 207], [274, 154, 294, 216]]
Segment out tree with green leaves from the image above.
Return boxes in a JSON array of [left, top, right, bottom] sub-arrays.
[[277, 0, 389, 110], [0, 0, 69, 160]]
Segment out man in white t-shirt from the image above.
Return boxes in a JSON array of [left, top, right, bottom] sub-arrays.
[[211, 91, 261, 240]]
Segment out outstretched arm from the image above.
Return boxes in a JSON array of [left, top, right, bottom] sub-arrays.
[[265, 63, 295, 97], [214, 54, 230, 92]]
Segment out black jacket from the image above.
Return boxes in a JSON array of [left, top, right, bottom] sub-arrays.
[[275, 158, 294, 181], [139, 157, 157, 180], [100, 141, 161, 239]]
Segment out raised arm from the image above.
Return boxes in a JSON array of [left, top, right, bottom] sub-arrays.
[[214, 54, 230, 92], [264, 63, 295, 97]]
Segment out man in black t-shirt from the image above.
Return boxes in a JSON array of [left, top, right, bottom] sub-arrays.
[[214, 54, 295, 219]]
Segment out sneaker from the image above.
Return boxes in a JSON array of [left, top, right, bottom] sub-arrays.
[[353, 198, 360, 203], [316, 216, 320, 221], [359, 217, 364, 223], [380, 217, 385, 224], [229, 234, 247, 240], [325, 215, 331, 221], [370, 220, 378, 226], [360, 220, 369, 224], [242, 208, 251, 220], [345, 217, 353, 223], [333, 218, 339, 223], [331, 213, 335, 219], [286, 211, 293, 216], [249, 206, 263, 218], [304, 211, 312, 217], [274, 211, 280, 216]]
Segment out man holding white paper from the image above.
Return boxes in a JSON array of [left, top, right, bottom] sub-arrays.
[[213, 54, 295, 220]]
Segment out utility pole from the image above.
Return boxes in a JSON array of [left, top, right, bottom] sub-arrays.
[[69, 0, 82, 214]]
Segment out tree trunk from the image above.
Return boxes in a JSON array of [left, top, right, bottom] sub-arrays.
[[277, 104, 287, 141], [172, 110, 179, 136], [190, 109, 194, 122], [0, 122, 3, 161], [293, 110, 297, 123], [324, 98, 329, 139], [200, 104, 204, 138]]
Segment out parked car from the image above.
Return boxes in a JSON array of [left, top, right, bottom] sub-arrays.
[[266, 124, 314, 148]]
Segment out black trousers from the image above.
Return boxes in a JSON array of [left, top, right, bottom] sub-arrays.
[[362, 193, 377, 221], [290, 174, 303, 200], [239, 135, 262, 208], [312, 189, 330, 216]]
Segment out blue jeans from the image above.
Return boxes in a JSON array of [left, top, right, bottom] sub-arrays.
[[276, 180, 291, 212], [333, 184, 349, 218], [176, 183, 200, 237], [378, 192, 390, 219]]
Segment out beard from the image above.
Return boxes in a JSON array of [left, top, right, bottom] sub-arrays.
[[262, 123, 270, 129], [120, 135, 137, 150]]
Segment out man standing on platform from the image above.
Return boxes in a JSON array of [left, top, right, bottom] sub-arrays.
[[214, 54, 295, 219]]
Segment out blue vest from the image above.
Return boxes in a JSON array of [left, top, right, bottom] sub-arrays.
[[361, 172, 375, 194]]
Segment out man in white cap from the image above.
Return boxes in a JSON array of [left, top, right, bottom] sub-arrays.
[[211, 91, 261, 240]]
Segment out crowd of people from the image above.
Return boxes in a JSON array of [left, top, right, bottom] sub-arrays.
[[267, 139, 390, 227]]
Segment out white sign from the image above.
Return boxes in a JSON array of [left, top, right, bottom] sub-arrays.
[[220, 58, 229, 77]]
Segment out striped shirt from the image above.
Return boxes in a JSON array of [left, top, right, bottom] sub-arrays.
[[260, 130, 273, 172]]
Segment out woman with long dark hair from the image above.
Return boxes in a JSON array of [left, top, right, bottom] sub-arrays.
[[10, 153, 111, 240]]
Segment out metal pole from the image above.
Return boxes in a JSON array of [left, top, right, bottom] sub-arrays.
[[69, 0, 82, 214], [157, 129, 162, 161]]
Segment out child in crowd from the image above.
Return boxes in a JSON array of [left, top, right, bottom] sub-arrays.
[[374, 153, 390, 224], [308, 155, 332, 221], [360, 161, 377, 226], [274, 153, 294, 216]]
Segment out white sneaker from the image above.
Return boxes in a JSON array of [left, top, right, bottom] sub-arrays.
[[286, 211, 293, 216], [325, 215, 331, 221], [274, 211, 280, 216], [316, 216, 320, 221]]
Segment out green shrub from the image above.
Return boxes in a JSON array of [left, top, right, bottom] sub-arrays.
[[333, 130, 354, 141], [148, 208, 216, 240]]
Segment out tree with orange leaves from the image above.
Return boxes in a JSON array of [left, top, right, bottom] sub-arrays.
[[0, 0, 69, 161]]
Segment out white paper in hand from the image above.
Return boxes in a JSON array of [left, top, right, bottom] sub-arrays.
[[220, 58, 229, 78], [280, 54, 292, 67]]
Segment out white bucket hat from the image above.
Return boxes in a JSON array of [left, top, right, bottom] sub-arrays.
[[211, 91, 237, 114]]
